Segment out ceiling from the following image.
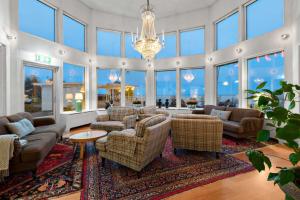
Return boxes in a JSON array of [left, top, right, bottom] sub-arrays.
[[79, 0, 218, 18]]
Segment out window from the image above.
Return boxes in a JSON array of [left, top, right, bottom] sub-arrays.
[[247, 51, 285, 108], [246, 0, 284, 39], [97, 29, 121, 57], [216, 12, 239, 50], [63, 14, 85, 52], [63, 63, 85, 112], [24, 65, 54, 117], [180, 28, 205, 56], [180, 68, 205, 108], [19, 0, 56, 41], [125, 70, 146, 106], [156, 70, 177, 107], [97, 69, 121, 108], [125, 33, 141, 59], [216, 62, 239, 107], [156, 33, 177, 59]]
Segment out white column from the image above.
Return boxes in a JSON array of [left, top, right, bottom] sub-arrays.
[[121, 68, 126, 106], [205, 64, 216, 105], [56, 8, 63, 44], [146, 69, 155, 106], [176, 68, 181, 108]]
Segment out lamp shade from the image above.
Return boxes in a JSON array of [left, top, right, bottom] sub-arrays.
[[65, 93, 74, 100], [75, 93, 83, 100]]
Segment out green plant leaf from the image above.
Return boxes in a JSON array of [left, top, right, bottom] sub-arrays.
[[276, 124, 300, 141], [263, 156, 272, 169], [268, 172, 279, 182], [289, 100, 296, 110], [246, 150, 271, 172], [246, 95, 257, 100], [245, 89, 258, 94], [295, 85, 300, 90], [289, 152, 300, 165], [258, 96, 270, 107], [274, 88, 284, 95], [285, 194, 295, 200], [285, 140, 299, 149], [257, 130, 270, 142], [288, 92, 296, 101], [256, 82, 267, 90], [272, 107, 289, 123], [278, 169, 295, 186]]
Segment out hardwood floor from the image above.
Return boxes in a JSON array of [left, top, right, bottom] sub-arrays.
[[55, 127, 291, 200]]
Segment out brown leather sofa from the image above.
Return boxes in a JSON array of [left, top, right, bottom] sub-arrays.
[[192, 105, 264, 138], [0, 112, 66, 176]]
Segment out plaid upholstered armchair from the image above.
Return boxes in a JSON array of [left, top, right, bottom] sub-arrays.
[[90, 107, 137, 132], [96, 114, 171, 172], [171, 114, 223, 157], [138, 106, 169, 120]]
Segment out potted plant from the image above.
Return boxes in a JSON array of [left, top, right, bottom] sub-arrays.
[[246, 81, 300, 200], [186, 98, 198, 109]]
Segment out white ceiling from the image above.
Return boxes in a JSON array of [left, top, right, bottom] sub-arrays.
[[79, 0, 218, 18]]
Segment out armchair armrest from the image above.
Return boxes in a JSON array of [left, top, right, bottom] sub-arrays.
[[33, 117, 55, 127], [156, 110, 170, 117], [240, 117, 264, 133], [123, 115, 137, 129], [107, 129, 142, 157], [96, 114, 109, 122]]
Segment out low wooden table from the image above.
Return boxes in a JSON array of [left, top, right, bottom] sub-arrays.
[[69, 130, 107, 159]]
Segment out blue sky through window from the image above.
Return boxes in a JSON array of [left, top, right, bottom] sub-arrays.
[[246, 0, 284, 39], [63, 15, 85, 52], [97, 30, 121, 57], [126, 71, 146, 97], [63, 63, 85, 83], [156, 33, 177, 59], [216, 12, 239, 50], [180, 28, 205, 56], [156, 70, 177, 106], [97, 69, 121, 95], [19, 0, 55, 41], [125, 33, 141, 59]]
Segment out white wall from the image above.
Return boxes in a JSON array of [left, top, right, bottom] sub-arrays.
[[1, 0, 300, 118]]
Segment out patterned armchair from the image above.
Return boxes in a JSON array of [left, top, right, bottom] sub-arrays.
[[90, 107, 137, 132], [138, 106, 169, 120], [171, 114, 223, 155], [96, 114, 171, 172]]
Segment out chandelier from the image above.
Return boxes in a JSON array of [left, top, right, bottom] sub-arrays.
[[183, 72, 195, 82], [132, 0, 164, 62], [109, 71, 119, 83]]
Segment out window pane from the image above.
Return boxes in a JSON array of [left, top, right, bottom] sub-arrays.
[[125, 33, 141, 59], [246, 0, 284, 39], [216, 12, 239, 50], [156, 33, 177, 59], [63, 63, 85, 112], [216, 62, 239, 107], [156, 70, 176, 107], [180, 28, 205, 56], [97, 69, 121, 108], [125, 71, 146, 106], [19, 0, 55, 41], [181, 68, 205, 108], [63, 15, 85, 51], [247, 51, 285, 108], [97, 30, 121, 57], [24, 66, 54, 117]]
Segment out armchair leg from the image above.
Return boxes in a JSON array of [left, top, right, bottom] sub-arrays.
[[32, 169, 38, 180], [160, 153, 162, 158], [173, 148, 177, 155], [101, 158, 105, 167], [216, 152, 220, 159]]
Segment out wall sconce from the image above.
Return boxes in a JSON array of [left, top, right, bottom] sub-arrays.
[[6, 34, 16, 40], [176, 61, 181, 66], [207, 57, 213, 63], [58, 49, 66, 56], [281, 34, 289, 40], [122, 61, 126, 66], [88, 58, 92, 63], [235, 48, 242, 54]]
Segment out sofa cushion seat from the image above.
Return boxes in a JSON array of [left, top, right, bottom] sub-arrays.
[[223, 121, 244, 134], [96, 136, 108, 152], [32, 124, 66, 139], [91, 121, 125, 132], [20, 132, 57, 162]]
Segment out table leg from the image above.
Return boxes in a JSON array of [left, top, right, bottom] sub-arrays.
[[79, 143, 85, 159]]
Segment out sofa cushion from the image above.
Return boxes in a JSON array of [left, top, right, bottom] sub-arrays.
[[96, 136, 108, 152], [21, 132, 56, 162], [7, 112, 34, 125], [204, 105, 226, 115], [136, 114, 166, 137], [32, 123, 66, 139], [107, 107, 136, 121], [0, 116, 10, 135], [91, 121, 125, 132], [210, 109, 232, 121], [223, 121, 244, 134], [172, 114, 218, 120], [6, 119, 36, 138], [140, 106, 156, 114], [226, 107, 262, 122]]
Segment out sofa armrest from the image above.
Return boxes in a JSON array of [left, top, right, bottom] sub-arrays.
[[96, 114, 109, 122], [123, 115, 137, 129], [33, 117, 56, 127], [240, 117, 264, 133], [107, 129, 142, 157], [156, 110, 170, 117]]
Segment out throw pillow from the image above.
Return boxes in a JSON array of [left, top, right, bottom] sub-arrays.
[[210, 109, 232, 121], [6, 119, 35, 138]]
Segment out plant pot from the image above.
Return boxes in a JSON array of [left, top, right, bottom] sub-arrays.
[[280, 182, 300, 200]]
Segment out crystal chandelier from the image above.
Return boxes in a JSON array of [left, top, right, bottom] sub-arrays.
[[132, 0, 164, 62], [183, 72, 195, 83], [109, 71, 119, 83]]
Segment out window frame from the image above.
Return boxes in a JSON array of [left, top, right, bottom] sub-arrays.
[[179, 26, 206, 57], [96, 28, 122, 57], [62, 12, 87, 52]]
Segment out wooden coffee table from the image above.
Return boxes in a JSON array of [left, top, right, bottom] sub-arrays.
[[69, 130, 107, 159]]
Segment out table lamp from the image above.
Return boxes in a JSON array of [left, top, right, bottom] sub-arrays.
[[75, 93, 83, 112], [65, 93, 74, 111]]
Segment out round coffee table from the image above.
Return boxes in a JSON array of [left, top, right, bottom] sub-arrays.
[[69, 130, 107, 159]]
